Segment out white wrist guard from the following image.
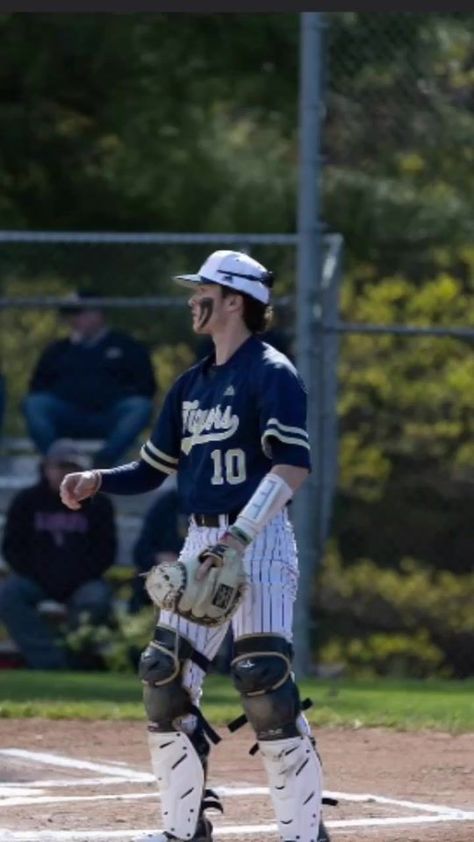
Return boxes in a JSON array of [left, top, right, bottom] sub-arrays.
[[230, 473, 293, 544]]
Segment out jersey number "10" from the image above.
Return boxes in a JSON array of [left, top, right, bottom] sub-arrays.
[[210, 448, 246, 485]]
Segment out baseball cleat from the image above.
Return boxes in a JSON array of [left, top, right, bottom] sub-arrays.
[[283, 820, 331, 842], [192, 817, 213, 841], [318, 819, 332, 841], [132, 818, 213, 842]]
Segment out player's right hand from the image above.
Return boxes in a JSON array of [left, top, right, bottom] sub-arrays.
[[60, 470, 101, 510]]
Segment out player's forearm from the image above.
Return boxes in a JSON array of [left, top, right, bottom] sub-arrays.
[[98, 459, 168, 495], [270, 464, 309, 494]]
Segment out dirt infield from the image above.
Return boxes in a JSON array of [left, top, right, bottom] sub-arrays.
[[0, 719, 473, 841]]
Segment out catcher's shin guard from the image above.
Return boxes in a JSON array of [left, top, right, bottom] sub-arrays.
[[139, 625, 221, 840], [230, 634, 323, 842], [259, 734, 323, 842], [147, 730, 205, 840]]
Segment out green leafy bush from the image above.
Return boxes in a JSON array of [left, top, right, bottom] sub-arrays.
[[319, 630, 446, 679], [315, 547, 474, 678], [66, 605, 157, 673]]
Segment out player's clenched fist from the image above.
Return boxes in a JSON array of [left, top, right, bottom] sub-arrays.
[[60, 470, 102, 510]]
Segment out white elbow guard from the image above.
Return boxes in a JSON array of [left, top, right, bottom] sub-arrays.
[[231, 473, 293, 545]]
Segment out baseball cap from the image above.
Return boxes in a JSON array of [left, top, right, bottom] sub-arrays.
[[173, 250, 274, 305], [44, 439, 91, 470], [59, 290, 103, 316]]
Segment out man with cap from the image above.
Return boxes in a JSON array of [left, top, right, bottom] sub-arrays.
[[59, 251, 332, 842], [0, 439, 116, 669], [22, 290, 157, 468]]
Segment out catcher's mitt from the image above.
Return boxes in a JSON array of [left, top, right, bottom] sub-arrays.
[[144, 542, 248, 627]]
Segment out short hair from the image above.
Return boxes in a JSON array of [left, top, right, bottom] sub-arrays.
[[221, 286, 273, 334]]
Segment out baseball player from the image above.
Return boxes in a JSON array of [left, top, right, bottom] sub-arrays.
[[60, 250, 331, 842]]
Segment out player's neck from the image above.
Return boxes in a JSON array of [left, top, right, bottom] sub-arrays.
[[211, 324, 251, 366]]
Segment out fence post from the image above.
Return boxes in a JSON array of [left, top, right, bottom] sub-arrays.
[[292, 12, 325, 678]]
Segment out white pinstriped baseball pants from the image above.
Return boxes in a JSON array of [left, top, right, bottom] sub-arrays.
[[158, 509, 299, 705]]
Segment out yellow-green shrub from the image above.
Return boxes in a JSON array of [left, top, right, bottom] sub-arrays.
[[314, 547, 474, 678]]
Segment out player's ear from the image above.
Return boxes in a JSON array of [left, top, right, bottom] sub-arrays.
[[225, 292, 244, 313]]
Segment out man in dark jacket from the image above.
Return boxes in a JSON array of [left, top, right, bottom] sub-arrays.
[[22, 291, 157, 467], [0, 370, 5, 441], [0, 439, 117, 669]]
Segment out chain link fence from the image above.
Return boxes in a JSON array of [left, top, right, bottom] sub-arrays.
[[323, 12, 474, 279], [326, 13, 472, 155], [0, 229, 471, 677], [315, 12, 474, 679], [326, 12, 473, 164]]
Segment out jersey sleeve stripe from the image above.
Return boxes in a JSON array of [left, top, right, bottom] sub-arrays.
[[261, 430, 311, 458], [144, 440, 179, 466], [140, 445, 177, 475], [266, 418, 309, 439], [262, 430, 311, 449]]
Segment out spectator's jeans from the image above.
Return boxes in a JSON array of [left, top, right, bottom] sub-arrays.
[[22, 392, 153, 464], [0, 574, 112, 669], [0, 373, 5, 439]]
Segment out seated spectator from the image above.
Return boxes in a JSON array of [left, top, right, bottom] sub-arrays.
[[0, 370, 5, 441], [22, 290, 157, 468], [0, 439, 117, 670]]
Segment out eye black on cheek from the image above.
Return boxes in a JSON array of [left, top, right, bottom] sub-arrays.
[[196, 297, 214, 328]]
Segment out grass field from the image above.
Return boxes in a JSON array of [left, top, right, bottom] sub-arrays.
[[1, 671, 473, 732]]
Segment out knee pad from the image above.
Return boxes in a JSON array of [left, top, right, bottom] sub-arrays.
[[138, 624, 208, 731], [231, 634, 302, 741]]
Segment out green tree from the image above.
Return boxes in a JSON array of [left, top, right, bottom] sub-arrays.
[[0, 14, 298, 232], [1, 12, 473, 582]]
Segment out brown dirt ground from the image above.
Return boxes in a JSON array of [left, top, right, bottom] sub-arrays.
[[0, 720, 473, 841]]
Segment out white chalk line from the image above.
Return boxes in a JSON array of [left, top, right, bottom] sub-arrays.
[[1, 813, 474, 841], [0, 749, 147, 781], [1, 747, 473, 840], [2, 787, 474, 819], [1, 780, 472, 821], [0, 777, 146, 790], [2, 749, 472, 817], [0, 792, 149, 807]]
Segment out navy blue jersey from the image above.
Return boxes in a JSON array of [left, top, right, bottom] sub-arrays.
[[140, 336, 311, 514]]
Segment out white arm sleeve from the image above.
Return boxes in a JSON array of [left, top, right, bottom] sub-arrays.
[[231, 473, 293, 544]]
